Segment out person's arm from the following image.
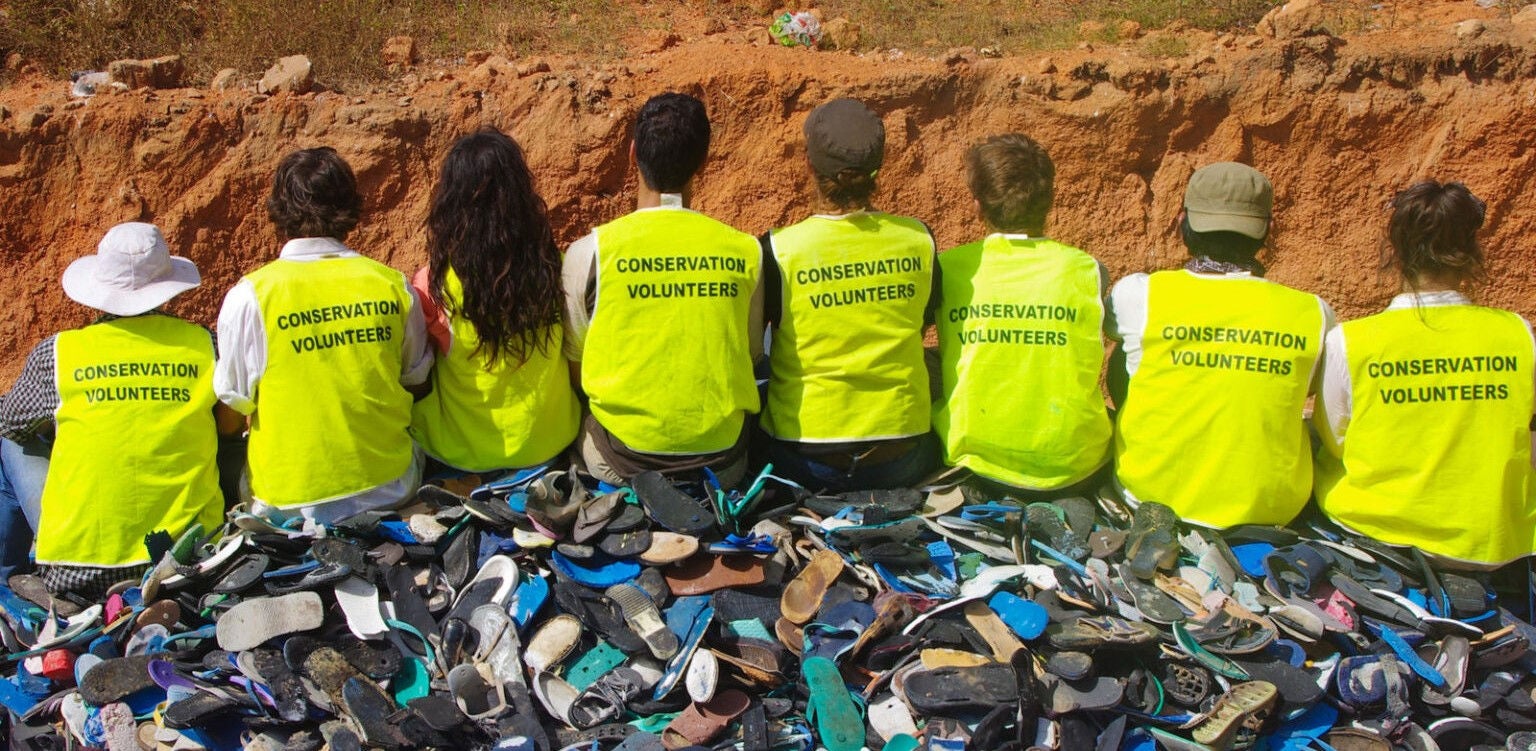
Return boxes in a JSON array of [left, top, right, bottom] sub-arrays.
[[1309, 298, 1339, 396], [399, 284, 435, 400], [759, 233, 782, 328], [410, 266, 451, 355], [0, 337, 60, 445], [213, 280, 265, 417], [1104, 273, 1149, 410], [214, 402, 246, 436], [561, 233, 599, 394], [1312, 325, 1350, 456]]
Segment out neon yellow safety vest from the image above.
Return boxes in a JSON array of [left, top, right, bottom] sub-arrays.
[[410, 268, 579, 472], [1115, 271, 1326, 528], [1315, 304, 1536, 565], [583, 208, 761, 455], [933, 236, 1111, 489], [245, 256, 415, 506], [762, 212, 934, 442], [39, 315, 223, 567]]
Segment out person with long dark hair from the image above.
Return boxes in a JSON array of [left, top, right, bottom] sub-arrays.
[[1313, 180, 1536, 568], [410, 128, 579, 474]]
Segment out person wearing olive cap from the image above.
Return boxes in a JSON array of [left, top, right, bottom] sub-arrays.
[[758, 97, 940, 491], [0, 223, 237, 597], [1107, 163, 1335, 530]]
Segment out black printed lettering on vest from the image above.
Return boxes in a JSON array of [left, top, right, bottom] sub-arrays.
[[955, 329, 1068, 346], [795, 257, 924, 285], [73, 362, 200, 381], [1168, 349, 1294, 376], [82, 386, 192, 404], [289, 326, 394, 354], [1377, 383, 1511, 404], [808, 283, 917, 310], [614, 256, 747, 274], [624, 282, 741, 299], [274, 300, 403, 331]]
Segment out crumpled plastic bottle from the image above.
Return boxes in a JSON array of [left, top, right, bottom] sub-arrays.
[[770, 11, 823, 48]]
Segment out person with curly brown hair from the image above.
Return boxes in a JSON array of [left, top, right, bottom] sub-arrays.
[[214, 147, 433, 523], [1314, 180, 1536, 568], [409, 128, 579, 475]]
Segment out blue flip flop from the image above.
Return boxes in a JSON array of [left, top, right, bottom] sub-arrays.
[[548, 550, 640, 589], [512, 574, 550, 631], [988, 591, 1048, 640], [653, 596, 712, 700]]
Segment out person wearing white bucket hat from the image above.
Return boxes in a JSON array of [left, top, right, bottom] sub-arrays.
[[0, 222, 231, 597]]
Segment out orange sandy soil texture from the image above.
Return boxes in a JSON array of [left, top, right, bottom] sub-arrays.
[[0, 1, 1534, 381]]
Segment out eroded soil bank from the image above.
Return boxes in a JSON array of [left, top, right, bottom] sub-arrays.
[[1, 1, 1535, 378]]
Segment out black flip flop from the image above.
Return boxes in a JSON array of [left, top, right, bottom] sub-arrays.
[[633, 471, 715, 536]]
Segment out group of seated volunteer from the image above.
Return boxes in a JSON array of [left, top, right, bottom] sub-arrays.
[[0, 91, 1530, 600]]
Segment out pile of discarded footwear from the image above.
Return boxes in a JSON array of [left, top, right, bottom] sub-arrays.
[[3, 464, 1536, 751]]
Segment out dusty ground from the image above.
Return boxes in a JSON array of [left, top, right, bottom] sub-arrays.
[[0, 1, 1534, 381]]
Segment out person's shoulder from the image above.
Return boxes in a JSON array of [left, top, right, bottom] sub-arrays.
[[1110, 271, 1152, 295]]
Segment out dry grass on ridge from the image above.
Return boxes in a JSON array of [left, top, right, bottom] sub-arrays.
[[0, 0, 1284, 89]]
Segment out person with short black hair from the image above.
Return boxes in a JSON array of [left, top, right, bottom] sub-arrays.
[[215, 147, 432, 523], [1107, 163, 1334, 530], [560, 93, 762, 485], [758, 98, 939, 491], [933, 134, 1112, 494], [409, 128, 580, 476], [1314, 180, 1536, 568]]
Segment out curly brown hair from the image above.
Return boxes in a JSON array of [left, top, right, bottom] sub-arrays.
[[965, 133, 1054, 233], [266, 147, 361, 240], [426, 128, 561, 364]]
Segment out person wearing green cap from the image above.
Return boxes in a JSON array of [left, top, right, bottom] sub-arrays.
[[758, 97, 940, 491], [1107, 162, 1335, 529], [932, 133, 1113, 495]]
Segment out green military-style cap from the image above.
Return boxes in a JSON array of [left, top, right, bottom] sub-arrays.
[[1183, 162, 1273, 240]]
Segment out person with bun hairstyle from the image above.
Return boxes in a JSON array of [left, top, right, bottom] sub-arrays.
[[933, 133, 1112, 494], [759, 98, 939, 491], [1314, 181, 1536, 568], [409, 129, 580, 475]]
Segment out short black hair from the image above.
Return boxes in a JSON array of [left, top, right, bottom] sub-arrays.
[[267, 147, 361, 240], [1181, 215, 1265, 264], [633, 93, 710, 193]]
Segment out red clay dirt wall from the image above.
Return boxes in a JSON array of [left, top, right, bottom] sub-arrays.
[[2, 5, 1535, 381]]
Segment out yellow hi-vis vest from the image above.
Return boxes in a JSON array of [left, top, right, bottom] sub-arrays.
[[762, 213, 934, 442], [245, 256, 415, 507], [1315, 304, 1536, 566], [40, 315, 222, 567], [410, 268, 579, 472], [582, 208, 761, 455], [933, 236, 1111, 489], [1115, 270, 1326, 528]]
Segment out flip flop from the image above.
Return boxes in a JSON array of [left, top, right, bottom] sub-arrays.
[[335, 577, 389, 641], [685, 649, 718, 704], [469, 604, 525, 691], [445, 554, 519, 623], [1040, 673, 1123, 715], [781, 550, 844, 625], [511, 573, 550, 631], [607, 583, 680, 660], [449, 662, 508, 721], [987, 591, 1048, 641], [215, 592, 324, 651], [633, 472, 714, 536], [903, 663, 1020, 715], [1191, 680, 1279, 749], [1124, 501, 1179, 579], [653, 598, 713, 701], [640, 533, 699, 566], [661, 689, 750, 750], [568, 666, 647, 729], [802, 655, 863, 751], [525, 614, 582, 674], [1422, 634, 1470, 705], [550, 550, 641, 589]]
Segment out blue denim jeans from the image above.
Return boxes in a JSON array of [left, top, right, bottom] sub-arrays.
[[0, 437, 48, 581], [763, 432, 939, 493]]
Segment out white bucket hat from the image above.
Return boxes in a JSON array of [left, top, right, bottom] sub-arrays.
[[61, 222, 201, 316]]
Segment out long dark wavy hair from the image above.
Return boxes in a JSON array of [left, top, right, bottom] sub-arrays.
[[427, 128, 562, 364]]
